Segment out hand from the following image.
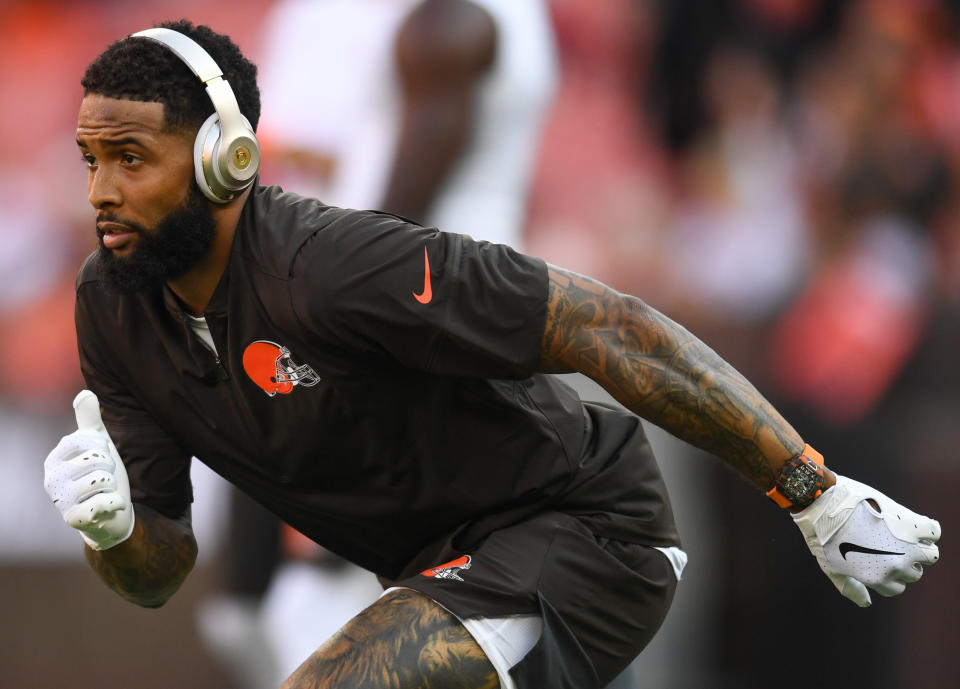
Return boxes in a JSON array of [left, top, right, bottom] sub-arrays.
[[44, 390, 134, 550], [792, 475, 940, 607]]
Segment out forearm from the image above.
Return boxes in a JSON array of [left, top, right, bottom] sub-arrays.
[[84, 503, 197, 608], [540, 267, 829, 491]]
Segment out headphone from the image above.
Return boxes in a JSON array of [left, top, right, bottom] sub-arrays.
[[129, 27, 261, 204]]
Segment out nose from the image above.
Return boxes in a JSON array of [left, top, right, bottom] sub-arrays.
[[88, 164, 122, 210]]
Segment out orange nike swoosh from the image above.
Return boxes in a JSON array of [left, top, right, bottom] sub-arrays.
[[413, 247, 433, 304]]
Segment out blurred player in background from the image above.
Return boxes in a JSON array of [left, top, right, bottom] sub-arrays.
[[258, 0, 556, 248], [198, 1, 560, 687]]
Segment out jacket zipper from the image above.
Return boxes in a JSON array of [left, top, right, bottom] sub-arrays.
[[212, 354, 230, 381]]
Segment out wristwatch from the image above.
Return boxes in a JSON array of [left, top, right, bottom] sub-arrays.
[[766, 444, 826, 509]]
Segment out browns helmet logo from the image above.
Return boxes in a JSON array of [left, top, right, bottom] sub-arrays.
[[243, 340, 320, 396], [421, 555, 472, 582]]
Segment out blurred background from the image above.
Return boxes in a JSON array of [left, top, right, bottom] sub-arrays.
[[1, 0, 958, 687]]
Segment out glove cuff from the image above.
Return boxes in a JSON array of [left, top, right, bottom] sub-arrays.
[[792, 473, 879, 546]]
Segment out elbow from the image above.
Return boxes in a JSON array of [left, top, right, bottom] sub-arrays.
[[137, 584, 186, 608], [130, 593, 176, 609], [116, 559, 197, 608], [138, 534, 199, 608], [119, 552, 197, 609], [91, 527, 199, 609]]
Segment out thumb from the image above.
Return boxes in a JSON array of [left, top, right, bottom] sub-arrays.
[[73, 390, 105, 432], [834, 574, 872, 608]]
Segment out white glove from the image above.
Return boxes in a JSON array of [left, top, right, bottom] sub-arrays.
[[44, 390, 135, 551], [792, 474, 940, 607]]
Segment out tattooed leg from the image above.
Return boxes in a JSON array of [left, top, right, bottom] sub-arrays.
[[279, 588, 500, 689]]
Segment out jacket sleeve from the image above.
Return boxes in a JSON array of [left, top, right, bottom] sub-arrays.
[[287, 209, 548, 378], [75, 282, 193, 520]]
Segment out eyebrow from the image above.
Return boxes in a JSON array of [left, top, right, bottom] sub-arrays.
[[75, 136, 148, 149]]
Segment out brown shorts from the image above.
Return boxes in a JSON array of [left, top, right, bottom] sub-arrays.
[[387, 510, 678, 689]]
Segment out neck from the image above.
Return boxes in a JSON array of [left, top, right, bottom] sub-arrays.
[[168, 187, 251, 317]]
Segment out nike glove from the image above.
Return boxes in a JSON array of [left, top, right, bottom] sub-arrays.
[[792, 474, 940, 607], [44, 390, 134, 551]]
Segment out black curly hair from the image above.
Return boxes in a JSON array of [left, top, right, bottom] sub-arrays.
[[81, 19, 260, 134]]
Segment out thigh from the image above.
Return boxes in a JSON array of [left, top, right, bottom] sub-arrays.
[[279, 588, 499, 689], [394, 511, 678, 689]]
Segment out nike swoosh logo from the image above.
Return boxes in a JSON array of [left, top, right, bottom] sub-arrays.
[[839, 542, 905, 559], [413, 247, 433, 304]]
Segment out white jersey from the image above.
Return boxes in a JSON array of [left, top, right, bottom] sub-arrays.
[[257, 0, 557, 248]]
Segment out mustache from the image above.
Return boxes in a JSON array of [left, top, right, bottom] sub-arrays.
[[96, 213, 139, 226]]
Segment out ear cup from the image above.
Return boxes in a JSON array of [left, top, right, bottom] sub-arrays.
[[194, 112, 261, 203], [130, 27, 261, 203]]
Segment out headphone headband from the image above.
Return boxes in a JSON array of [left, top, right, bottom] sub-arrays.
[[128, 27, 260, 203], [130, 28, 223, 82]]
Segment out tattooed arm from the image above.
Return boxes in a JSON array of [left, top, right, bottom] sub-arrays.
[[85, 504, 197, 608], [538, 265, 835, 492]]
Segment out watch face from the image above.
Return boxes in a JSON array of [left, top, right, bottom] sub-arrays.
[[781, 460, 822, 502]]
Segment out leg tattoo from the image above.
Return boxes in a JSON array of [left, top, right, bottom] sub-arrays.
[[279, 589, 500, 689]]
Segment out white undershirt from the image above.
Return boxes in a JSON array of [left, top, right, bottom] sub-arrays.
[[185, 313, 217, 356]]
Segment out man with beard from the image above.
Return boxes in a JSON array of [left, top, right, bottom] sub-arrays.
[[95, 183, 215, 295], [46, 19, 941, 689]]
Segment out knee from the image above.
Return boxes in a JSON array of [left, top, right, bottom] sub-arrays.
[[277, 589, 498, 689]]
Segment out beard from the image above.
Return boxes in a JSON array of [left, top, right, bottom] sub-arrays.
[[96, 186, 216, 294]]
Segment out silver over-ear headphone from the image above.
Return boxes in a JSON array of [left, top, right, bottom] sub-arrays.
[[130, 27, 261, 204]]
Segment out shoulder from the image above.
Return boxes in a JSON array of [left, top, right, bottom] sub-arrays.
[[245, 186, 435, 289], [396, 0, 496, 82], [239, 184, 368, 278], [75, 250, 101, 292], [72, 252, 136, 351], [290, 208, 436, 280], [74, 251, 121, 313]]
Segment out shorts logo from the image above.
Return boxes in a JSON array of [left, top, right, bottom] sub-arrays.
[[242, 340, 321, 396], [421, 555, 472, 581]]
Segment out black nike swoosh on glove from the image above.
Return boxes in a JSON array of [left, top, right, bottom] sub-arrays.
[[839, 542, 905, 559]]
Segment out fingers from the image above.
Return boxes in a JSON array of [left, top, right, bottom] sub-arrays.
[[879, 501, 941, 546], [901, 513, 942, 545], [915, 540, 940, 566], [884, 523, 940, 588], [63, 491, 128, 529], [73, 390, 104, 432], [856, 540, 939, 597], [875, 580, 907, 598], [45, 444, 114, 485], [71, 469, 118, 503], [895, 558, 925, 585], [44, 445, 117, 509], [924, 517, 942, 544], [47, 431, 109, 465]]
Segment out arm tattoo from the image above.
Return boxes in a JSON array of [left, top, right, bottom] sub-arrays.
[[281, 589, 499, 689], [85, 504, 197, 608], [540, 266, 803, 488]]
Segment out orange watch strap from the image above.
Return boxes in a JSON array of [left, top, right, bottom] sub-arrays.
[[766, 484, 794, 508]]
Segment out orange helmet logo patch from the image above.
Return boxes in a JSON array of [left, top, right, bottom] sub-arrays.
[[242, 340, 320, 396]]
